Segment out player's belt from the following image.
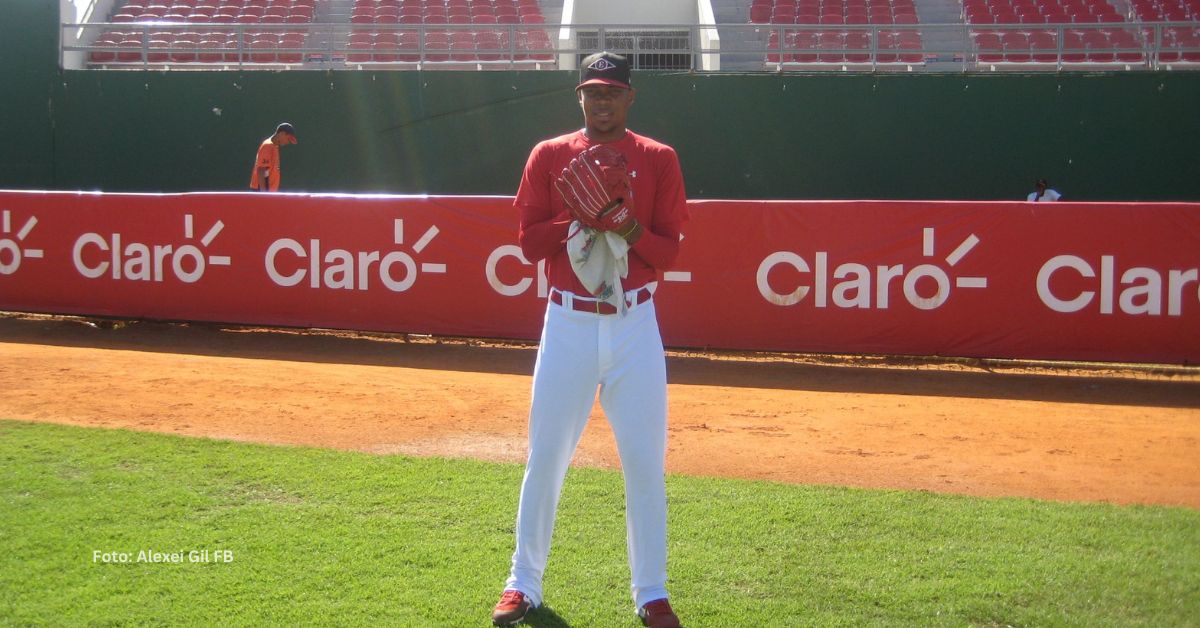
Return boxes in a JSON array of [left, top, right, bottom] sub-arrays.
[[549, 287, 652, 315]]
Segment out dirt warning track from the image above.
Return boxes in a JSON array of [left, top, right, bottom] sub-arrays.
[[1, 313, 1198, 508]]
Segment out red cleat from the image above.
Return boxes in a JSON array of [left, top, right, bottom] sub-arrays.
[[492, 589, 533, 626], [638, 598, 681, 628]]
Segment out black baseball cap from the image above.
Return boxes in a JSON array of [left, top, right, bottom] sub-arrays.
[[577, 51, 631, 91], [275, 122, 297, 143]]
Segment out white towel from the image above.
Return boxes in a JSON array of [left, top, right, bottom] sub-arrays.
[[566, 221, 630, 314]]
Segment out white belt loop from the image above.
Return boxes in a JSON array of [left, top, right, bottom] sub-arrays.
[[625, 282, 655, 313], [550, 287, 579, 311]]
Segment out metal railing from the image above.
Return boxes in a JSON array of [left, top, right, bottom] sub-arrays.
[[62, 21, 1200, 72]]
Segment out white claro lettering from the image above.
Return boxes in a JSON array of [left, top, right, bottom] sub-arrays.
[[72, 233, 206, 283], [756, 251, 951, 310], [265, 238, 417, 291], [1037, 254, 1199, 316], [486, 245, 547, 298]]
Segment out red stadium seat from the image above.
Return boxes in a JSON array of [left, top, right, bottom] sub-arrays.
[[171, 33, 199, 61], [844, 31, 870, 61], [397, 32, 421, 62], [1111, 29, 1144, 61], [476, 31, 502, 60], [749, 0, 771, 18], [278, 32, 304, 62], [817, 31, 845, 62], [90, 35, 121, 63], [250, 35, 278, 62], [1061, 30, 1087, 61], [766, 30, 782, 63], [877, 30, 900, 62], [772, 6, 796, 23], [898, 38, 923, 62], [869, 8, 894, 23], [197, 35, 227, 61], [1001, 31, 1030, 61], [1083, 30, 1113, 60], [424, 32, 449, 61], [372, 40, 398, 62], [1029, 30, 1058, 61]]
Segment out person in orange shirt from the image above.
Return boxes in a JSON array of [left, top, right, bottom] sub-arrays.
[[249, 123, 298, 192]]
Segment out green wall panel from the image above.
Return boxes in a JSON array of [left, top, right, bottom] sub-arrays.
[[0, 1, 57, 190]]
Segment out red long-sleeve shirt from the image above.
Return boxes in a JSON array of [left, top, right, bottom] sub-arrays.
[[515, 129, 688, 295]]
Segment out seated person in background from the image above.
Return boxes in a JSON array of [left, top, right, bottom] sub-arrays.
[[1027, 179, 1062, 202]]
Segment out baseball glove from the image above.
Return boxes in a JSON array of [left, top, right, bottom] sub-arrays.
[[554, 145, 637, 237]]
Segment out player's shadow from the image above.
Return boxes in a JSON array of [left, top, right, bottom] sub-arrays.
[[521, 605, 571, 627]]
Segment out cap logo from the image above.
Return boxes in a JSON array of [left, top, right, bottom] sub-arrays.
[[588, 58, 617, 71]]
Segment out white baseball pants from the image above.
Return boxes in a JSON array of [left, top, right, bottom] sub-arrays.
[[505, 292, 670, 610]]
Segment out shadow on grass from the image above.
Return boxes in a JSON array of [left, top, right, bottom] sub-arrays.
[[522, 604, 572, 628]]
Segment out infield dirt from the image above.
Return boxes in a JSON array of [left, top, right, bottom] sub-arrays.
[[1, 312, 1197, 508]]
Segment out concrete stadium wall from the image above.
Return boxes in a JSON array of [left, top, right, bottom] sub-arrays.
[[3, 2, 1199, 201]]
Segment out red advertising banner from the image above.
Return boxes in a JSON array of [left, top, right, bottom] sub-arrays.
[[0, 191, 1197, 364]]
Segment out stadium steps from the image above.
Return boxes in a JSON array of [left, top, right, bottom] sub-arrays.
[[714, 0, 772, 70], [915, 0, 970, 65], [313, 0, 355, 58]]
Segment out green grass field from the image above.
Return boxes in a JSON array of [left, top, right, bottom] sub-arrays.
[[1, 420, 1197, 627]]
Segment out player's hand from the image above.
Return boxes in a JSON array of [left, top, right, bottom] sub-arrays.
[[598, 204, 643, 243]]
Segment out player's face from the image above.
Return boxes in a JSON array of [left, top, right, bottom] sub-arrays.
[[579, 85, 635, 142]]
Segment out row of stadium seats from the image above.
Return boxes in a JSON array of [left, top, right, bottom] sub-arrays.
[[962, 0, 1125, 24], [346, 29, 553, 62], [751, 0, 920, 24], [89, 30, 311, 63], [962, 0, 1199, 64], [91, 0, 552, 65], [351, 0, 544, 21], [754, 0, 924, 65], [1130, 0, 1200, 20], [112, 0, 316, 23], [766, 28, 924, 63], [752, 0, 1198, 67], [971, 27, 1200, 62], [344, 0, 550, 63]]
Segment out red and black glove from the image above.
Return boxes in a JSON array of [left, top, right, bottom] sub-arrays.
[[554, 145, 643, 241]]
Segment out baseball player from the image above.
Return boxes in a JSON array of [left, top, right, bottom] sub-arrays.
[[249, 122, 297, 192], [491, 52, 687, 628]]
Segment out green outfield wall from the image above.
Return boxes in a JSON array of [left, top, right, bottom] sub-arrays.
[[3, 3, 1198, 200]]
